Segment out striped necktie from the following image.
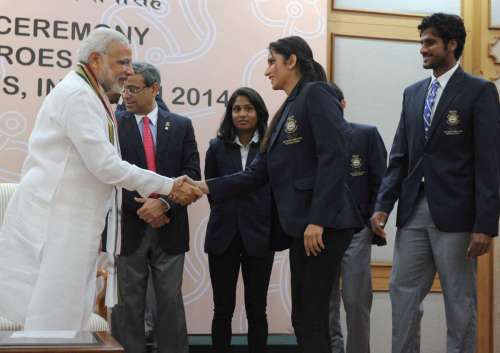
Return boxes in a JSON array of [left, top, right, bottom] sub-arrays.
[[423, 79, 440, 139]]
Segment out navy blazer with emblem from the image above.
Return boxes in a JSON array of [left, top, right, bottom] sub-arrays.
[[347, 122, 387, 245], [204, 137, 272, 257], [375, 67, 500, 235], [207, 81, 363, 249], [117, 107, 201, 255]]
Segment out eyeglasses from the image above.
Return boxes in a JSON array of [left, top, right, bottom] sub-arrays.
[[122, 85, 149, 94]]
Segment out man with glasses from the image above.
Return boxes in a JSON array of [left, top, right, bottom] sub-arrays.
[[111, 62, 200, 353]]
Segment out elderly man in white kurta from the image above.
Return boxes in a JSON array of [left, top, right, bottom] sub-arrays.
[[0, 28, 200, 330]]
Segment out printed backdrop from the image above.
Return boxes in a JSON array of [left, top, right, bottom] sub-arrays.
[[0, 0, 326, 334]]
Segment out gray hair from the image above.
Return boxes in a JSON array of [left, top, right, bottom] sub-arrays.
[[77, 28, 129, 63], [132, 62, 161, 86]]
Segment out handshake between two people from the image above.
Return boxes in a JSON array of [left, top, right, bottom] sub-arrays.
[[168, 175, 209, 205], [135, 176, 209, 229]]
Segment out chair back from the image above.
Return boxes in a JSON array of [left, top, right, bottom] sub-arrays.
[[0, 182, 110, 332], [0, 183, 17, 227]]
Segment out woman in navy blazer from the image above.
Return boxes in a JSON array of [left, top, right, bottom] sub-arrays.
[[205, 87, 274, 353], [196, 36, 363, 353]]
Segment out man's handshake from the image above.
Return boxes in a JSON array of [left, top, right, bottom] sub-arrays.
[[167, 175, 209, 205]]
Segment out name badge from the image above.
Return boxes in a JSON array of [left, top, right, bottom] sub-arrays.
[[443, 110, 463, 136], [283, 116, 303, 145]]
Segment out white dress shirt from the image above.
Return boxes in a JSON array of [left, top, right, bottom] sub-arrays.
[[234, 131, 260, 170]]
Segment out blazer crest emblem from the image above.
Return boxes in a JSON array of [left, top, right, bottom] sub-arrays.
[[446, 110, 460, 126], [285, 116, 298, 134], [444, 110, 463, 136], [283, 116, 302, 145], [350, 154, 365, 176]]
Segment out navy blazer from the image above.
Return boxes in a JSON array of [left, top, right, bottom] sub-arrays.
[[207, 81, 363, 249], [347, 123, 387, 245], [375, 67, 500, 235], [117, 108, 201, 255], [204, 137, 272, 257]]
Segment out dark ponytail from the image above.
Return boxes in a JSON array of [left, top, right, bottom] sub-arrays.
[[261, 36, 326, 151], [312, 60, 327, 82]]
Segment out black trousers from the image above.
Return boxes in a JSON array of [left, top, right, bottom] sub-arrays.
[[290, 229, 353, 353], [208, 235, 274, 353]]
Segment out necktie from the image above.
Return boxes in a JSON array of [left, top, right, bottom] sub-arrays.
[[423, 80, 440, 139], [142, 116, 156, 172]]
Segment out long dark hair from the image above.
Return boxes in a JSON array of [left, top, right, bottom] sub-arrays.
[[217, 87, 269, 147], [261, 36, 327, 150]]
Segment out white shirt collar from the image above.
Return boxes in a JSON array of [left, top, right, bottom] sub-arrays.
[[234, 131, 260, 148], [430, 62, 460, 90], [135, 103, 158, 126]]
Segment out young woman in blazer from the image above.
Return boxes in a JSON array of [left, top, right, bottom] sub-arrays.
[[196, 36, 363, 353], [205, 87, 274, 353]]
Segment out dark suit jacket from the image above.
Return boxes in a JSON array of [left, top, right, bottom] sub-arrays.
[[346, 122, 387, 245], [204, 137, 272, 257], [207, 81, 364, 250], [375, 67, 500, 235], [117, 108, 201, 255]]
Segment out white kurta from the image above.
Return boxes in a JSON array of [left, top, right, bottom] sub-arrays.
[[0, 71, 174, 330]]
